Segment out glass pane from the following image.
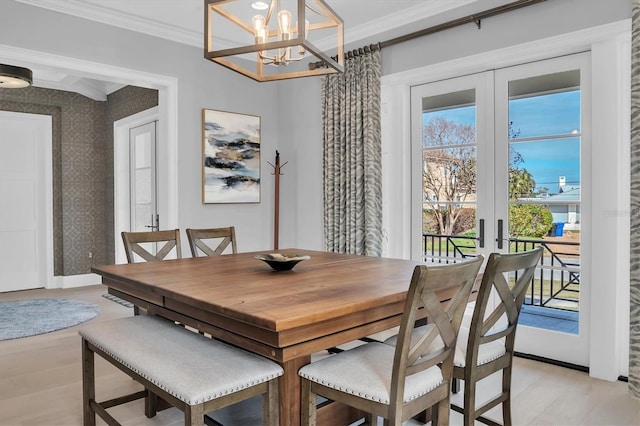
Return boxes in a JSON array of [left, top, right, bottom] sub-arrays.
[[508, 72, 581, 335], [134, 204, 151, 232], [509, 70, 580, 139], [135, 168, 151, 204], [421, 90, 477, 263], [134, 134, 151, 168], [509, 137, 580, 199]]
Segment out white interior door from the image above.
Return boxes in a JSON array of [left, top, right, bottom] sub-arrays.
[[114, 107, 159, 264], [0, 111, 52, 292]]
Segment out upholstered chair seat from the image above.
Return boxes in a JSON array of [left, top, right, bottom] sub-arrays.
[[299, 342, 444, 405]]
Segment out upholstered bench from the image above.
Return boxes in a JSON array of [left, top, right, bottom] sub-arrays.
[[79, 315, 283, 426]]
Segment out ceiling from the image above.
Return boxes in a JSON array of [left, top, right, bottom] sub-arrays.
[[9, 0, 487, 99]]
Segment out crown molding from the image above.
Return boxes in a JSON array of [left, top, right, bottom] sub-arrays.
[[343, 0, 478, 48], [382, 19, 631, 87], [13, 0, 201, 47], [14, 0, 482, 51]]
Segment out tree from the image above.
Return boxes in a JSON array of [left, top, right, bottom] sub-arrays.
[[422, 116, 476, 235], [508, 121, 552, 237], [509, 168, 536, 200], [508, 121, 536, 200], [509, 204, 553, 238]]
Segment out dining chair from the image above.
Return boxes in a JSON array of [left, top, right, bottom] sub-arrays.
[[121, 229, 182, 263], [298, 255, 484, 426], [185, 226, 237, 257], [450, 247, 542, 426], [121, 229, 182, 315]]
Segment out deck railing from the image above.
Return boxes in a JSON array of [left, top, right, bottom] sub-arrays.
[[421, 233, 580, 310]]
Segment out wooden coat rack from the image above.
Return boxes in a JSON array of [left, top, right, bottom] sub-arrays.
[[268, 151, 287, 250]]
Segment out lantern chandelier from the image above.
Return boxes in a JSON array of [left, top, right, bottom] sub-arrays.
[[205, 0, 344, 82]]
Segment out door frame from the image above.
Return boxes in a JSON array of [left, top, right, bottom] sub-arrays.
[[114, 107, 159, 265], [0, 43, 179, 287], [410, 56, 591, 367], [381, 21, 630, 380]]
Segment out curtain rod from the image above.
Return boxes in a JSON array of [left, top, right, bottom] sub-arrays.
[[379, 0, 546, 49], [309, 0, 545, 70]]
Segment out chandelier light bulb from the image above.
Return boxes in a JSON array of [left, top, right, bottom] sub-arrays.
[[252, 14, 267, 43], [278, 9, 292, 38]]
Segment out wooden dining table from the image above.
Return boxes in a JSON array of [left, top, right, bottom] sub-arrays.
[[91, 248, 459, 426]]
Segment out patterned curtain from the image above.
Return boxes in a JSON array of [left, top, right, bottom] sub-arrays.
[[322, 48, 382, 256], [630, 0, 640, 399]]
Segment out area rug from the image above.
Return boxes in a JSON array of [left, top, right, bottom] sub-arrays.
[[0, 298, 100, 341]]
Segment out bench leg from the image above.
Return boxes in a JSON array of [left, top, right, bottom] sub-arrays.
[[145, 389, 158, 418], [81, 339, 96, 426], [185, 404, 205, 426], [262, 379, 279, 426]]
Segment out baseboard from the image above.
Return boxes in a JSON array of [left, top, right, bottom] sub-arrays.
[[515, 352, 631, 383], [50, 273, 102, 289], [514, 351, 589, 373]]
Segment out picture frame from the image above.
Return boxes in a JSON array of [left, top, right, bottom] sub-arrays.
[[202, 109, 261, 204]]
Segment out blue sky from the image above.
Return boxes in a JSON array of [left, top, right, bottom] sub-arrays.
[[510, 91, 580, 193], [424, 90, 581, 193]]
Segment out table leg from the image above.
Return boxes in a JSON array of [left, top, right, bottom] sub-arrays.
[[279, 356, 310, 426]]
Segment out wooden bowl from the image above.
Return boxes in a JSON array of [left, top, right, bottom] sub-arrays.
[[254, 253, 310, 271]]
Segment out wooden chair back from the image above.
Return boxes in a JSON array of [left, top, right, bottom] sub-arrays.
[[453, 247, 543, 426], [121, 229, 182, 263], [389, 255, 484, 422], [467, 247, 542, 367], [186, 227, 237, 257]]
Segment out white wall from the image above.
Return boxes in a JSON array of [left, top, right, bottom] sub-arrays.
[[276, 77, 324, 250], [1, 0, 281, 254]]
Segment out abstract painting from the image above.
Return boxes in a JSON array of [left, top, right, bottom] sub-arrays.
[[202, 109, 261, 203]]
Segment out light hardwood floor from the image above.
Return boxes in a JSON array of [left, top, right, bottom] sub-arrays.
[[0, 285, 638, 426]]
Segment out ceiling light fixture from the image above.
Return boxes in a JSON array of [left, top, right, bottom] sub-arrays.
[[0, 64, 33, 89], [205, 0, 343, 82]]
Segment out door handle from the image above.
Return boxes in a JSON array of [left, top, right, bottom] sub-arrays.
[[497, 219, 504, 249], [145, 214, 159, 231], [478, 219, 485, 248]]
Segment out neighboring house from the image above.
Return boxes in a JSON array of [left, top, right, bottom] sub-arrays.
[[519, 180, 581, 231]]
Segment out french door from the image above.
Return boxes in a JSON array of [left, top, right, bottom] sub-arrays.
[[411, 53, 590, 366]]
